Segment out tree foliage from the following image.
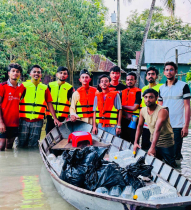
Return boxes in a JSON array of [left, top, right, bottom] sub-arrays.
[[97, 7, 191, 69]]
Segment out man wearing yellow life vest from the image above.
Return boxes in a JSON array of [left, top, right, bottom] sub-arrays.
[[70, 69, 97, 124], [18, 65, 62, 147], [46, 66, 74, 134], [92, 74, 122, 136], [141, 67, 162, 150], [121, 72, 142, 143]]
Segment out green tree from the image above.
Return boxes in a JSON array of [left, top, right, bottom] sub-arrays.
[[15, 0, 107, 85]]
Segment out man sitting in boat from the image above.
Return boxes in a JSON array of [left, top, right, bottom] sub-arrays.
[[133, 88, 177, 168], [70, 69, 97, 124], [92, 74, 122, 136], [121, 72, 141, 143], [46, 66, 74, 134]]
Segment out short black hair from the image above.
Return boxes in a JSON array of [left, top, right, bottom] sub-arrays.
[[146, 66, 159, 76], [143, 88, 158, 98], [110, 66, 120, 73], [98, 74, 110, 84], [126, 72, 137, 80], [57, 66, 69, 74], [164, 61, 177, 71], [8, 63, 23, 73], [29, 64, 43, 73]]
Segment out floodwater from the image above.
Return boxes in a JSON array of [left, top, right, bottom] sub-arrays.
[[0, 128, 191, 210]]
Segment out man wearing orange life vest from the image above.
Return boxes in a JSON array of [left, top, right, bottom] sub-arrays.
[[18, 65, 62, 147], [70, 69, 96, 124], [92, 74, 122, 136], [121, 72, 142, 143]]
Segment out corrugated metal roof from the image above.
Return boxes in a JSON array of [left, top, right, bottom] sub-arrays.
[[144, 39, 191, 64]]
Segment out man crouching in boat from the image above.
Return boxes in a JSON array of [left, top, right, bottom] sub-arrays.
[[70, 69, 97, 124], [92, 74, 122, 136], [133, 88, 177, 168]]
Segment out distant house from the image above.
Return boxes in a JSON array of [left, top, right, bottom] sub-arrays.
[[144, 39, 191, 86]]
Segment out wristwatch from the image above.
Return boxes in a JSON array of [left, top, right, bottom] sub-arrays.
[[116, 125, 121, 129]]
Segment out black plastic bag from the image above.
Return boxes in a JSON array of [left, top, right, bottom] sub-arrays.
[[60, 146, 108, 188], [85, 160, 126, 191]]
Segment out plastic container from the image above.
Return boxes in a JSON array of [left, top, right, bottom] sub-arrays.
[[109, 185, 122, 197], [121, 186, 134, 199], [156, 180, 178, 194], [95, 187, 109, 195], [149, 192, 178, 201], [109, 150, 136, 168], [134, 184, 161, 201]]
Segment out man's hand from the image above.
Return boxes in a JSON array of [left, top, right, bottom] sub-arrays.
[[148, 147, 156, 157], [54, 118, 62, 127], [181, 126, 189, 138], [0, 122, 6, 133], [70, 115, 78, 122], [133, 143, 140, 153], [92, 126, 98, 135], [116, 128, 121, 135]]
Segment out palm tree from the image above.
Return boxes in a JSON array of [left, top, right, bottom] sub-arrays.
[[136, 0, 175, 86]]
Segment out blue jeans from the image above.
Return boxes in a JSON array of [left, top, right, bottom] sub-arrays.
[[98, 124, 117, 136], [173, 128, 183, 160]]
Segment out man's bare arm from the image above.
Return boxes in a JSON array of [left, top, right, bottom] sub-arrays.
[[0, 96, 6, 133], [181, 99, 190, 137], [133, 110, 145, 152], [92, 111, 97, 135], [122, 104, 140, 111]]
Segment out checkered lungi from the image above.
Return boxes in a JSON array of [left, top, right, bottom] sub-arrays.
[[18, 119, 43, 147]]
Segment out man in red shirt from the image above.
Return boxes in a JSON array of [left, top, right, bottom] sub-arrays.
[[0, 63, 25, 151], [18, 65, 62, 147]]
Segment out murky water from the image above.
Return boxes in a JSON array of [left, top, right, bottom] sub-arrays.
[[0, 128, 191, 210]]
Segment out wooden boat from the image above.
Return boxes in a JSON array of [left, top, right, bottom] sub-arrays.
[[39, 120, 191, 210]]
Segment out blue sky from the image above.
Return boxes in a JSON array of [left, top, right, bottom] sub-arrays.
[[104, 0, 191, 28]]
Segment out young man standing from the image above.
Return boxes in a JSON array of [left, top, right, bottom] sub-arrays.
[[46, 66, 73, 134], [158, 61, 191, 161], [121, 72, 141, 143], [0, 63, 25, 151], [97, 66, 126, 92], [70, 69, 97, 124], [141, 67, 162, 150], [18, 65, 61, 147], [92, 74, 122, 136], [133, 89, 177, 168]]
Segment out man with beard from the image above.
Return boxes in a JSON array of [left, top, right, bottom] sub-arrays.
[[158, 62, 190, 161], [141, 67, 162, 150], [70, 69, 97, 124], [0, 63, 25, 151], [97, 66, 126, 92], [18, 65, 62, 147], [92, 74, 122, 136], [121, 72, 141, 143], [46, 66, 74, 134], [133, 88, 177, 168]]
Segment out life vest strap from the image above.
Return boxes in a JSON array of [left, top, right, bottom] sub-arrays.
[[52, 102, 70, 107], [96, 117, 118, 120], [76, 111, 94, 114], [55, 110, 69, 114], [19, 111, 45, 116], [96, 111, 118, 114], [19, 103, 47, 108], [76, 105, 94, 108]]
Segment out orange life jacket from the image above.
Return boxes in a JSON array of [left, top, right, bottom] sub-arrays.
[[96, 91, 118, 126], [76, 86, 97, 118], [122, 87, 141, 117]]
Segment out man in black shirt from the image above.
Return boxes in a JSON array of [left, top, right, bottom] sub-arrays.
[[97, 66, 126, 92]]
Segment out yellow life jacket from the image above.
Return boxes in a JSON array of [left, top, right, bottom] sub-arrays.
[[46, 81, 72, 118], [19, 81, 47, 120]]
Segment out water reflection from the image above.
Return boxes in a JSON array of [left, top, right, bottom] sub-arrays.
[[0, 130, 190, 210]]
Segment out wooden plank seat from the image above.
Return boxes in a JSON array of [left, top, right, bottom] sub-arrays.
[[52, 138, 110, 151]]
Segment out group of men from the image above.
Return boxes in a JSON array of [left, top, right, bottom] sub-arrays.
[[0, 62, 190, 169]]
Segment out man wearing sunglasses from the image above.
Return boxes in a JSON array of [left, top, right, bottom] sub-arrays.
[[158, 61, 191, 162]]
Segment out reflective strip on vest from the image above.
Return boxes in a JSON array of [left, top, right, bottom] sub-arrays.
[[46, 81, 72, 118], [19, 82, 47, 120]]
